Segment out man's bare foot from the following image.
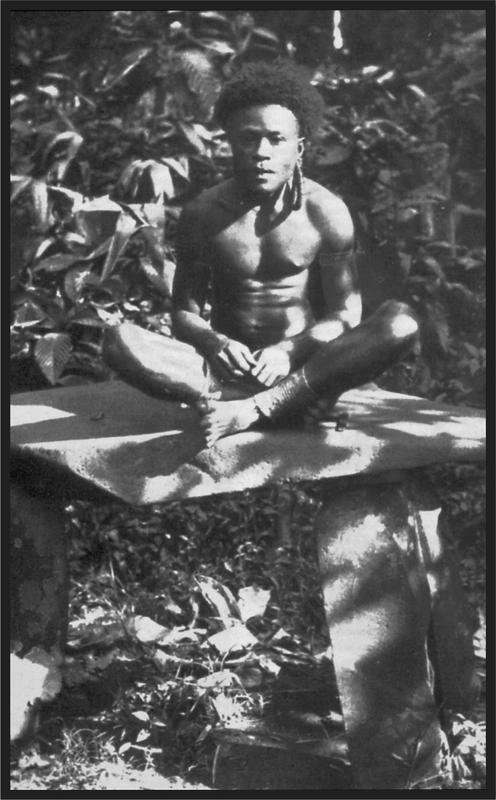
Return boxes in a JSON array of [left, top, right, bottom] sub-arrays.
[[197, 397, 260, 447]]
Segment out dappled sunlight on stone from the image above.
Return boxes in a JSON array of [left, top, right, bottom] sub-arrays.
[[11, 381, 484, 505], [11, 405, 75, 426]]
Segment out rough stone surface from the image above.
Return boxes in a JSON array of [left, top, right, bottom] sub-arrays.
[[10, 483, 67, 739], [316, 484, 444, 789], [11, 381, 485, 505]]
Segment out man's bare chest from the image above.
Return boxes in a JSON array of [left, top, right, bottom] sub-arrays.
[[210, 210, 321, 279]]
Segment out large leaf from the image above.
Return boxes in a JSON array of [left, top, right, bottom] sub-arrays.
[[47, 185, 85, 215], [100, 46, 153, 92], [146, 161, 175, 200], [139, 256, 173, 296], [30, 180, 50, 229], [34, 332, 73, 384], [100, 211, 139, 282], [64, 264, 100, 303], [173, 49, 222, 120], [33, 253, 81, 274], [127, 615, 169, 644], [237, 586, 271, 622], [177, 122, 209, 156], [195, 576, 239, 628], [76, 202, 122, 248], [160, 156, 189, 182], [12, 299, 47, 329], [42, 131, 83, 184], [11, 175, 32, 203], [206, 624, 258, 655]]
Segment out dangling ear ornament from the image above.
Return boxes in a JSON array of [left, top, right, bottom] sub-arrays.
[[291, 157, 303, 211]]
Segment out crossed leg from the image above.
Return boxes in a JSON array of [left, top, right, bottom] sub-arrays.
[[198, 301, 419, 445], [103, 300, 419, 447]]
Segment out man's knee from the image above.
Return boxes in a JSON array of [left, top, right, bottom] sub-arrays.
[[376, 300, 419, 345]]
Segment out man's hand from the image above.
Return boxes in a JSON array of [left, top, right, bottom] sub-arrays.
[[250, 346, 292, 388], [210, 338, 257, 381]]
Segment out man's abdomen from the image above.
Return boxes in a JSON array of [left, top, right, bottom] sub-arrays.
[[213, 301, 314, 349]]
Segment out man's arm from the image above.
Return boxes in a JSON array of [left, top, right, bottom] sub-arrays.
[[251, 193, 361, 386], [172, 205, 222, 355], [172, 205, 256, 379]]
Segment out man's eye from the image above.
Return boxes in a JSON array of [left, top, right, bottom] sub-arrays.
[[270, 136, 285, 144]]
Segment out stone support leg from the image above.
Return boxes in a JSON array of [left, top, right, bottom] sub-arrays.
[[405, 476, 478, 717], [315, 482, 444, 789], [10, 481, 68, 739]]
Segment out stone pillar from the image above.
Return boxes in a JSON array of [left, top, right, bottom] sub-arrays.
[[10, 481, 68, 739], [404, 476, 478, 717], [315, 479, 445, 789]]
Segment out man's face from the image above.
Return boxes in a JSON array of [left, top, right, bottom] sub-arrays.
[[226, 104, 303, 198]]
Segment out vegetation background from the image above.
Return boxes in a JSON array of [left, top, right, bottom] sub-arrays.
[[10, 7, 486, 791]]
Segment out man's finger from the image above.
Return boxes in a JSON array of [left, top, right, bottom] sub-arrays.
[[250, 360, 265, 377], [224, 348, 252, 373], [242, 348, 257, 366]]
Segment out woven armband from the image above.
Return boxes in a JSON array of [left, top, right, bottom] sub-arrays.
[[253, 370, 318, 419]]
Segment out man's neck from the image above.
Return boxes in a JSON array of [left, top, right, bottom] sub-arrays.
[[234, 180, 293, 217]]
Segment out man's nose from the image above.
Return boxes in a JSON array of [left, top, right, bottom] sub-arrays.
[[254, 137, 271, 159]]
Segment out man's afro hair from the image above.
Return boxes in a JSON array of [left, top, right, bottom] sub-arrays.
[[214, 59, 325, 140]]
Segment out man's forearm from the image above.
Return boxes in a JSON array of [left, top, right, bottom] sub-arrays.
[[172, 309, 228, 359]]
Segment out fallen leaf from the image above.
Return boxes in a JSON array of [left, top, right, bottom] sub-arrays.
[[196, 670, 237, 690], [206, 623, 257, 655], [195, 576, 240, 628], [132, 710, 149, 723], [128, 615, 169, 643], [237, 585, 271, 622]]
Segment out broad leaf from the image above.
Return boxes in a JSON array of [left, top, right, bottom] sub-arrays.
[[100, 211, 139, 282], [196, 576, 239, 628], [174, 49, 222, 120], [127, 615, 169, 644], [198, 10, 230, 23], [252, 26, 280, 44], [132, 710, 150, 723], [101, 46, 153, 92], [47, 185, 85, 214], [42, 131, 83, 184], [156, 627, 200, 646], [11, 175, 32, 203], [237, 586, 271, 622], [33, 253, 81, 274], [139, 256, 170, 296], [64, 265, 100, 303], [76, 197, 122, 246], [12, 299, 46, 329], [177, 122, 209, 156], [207, 624, 258, 655], [146, 162, 175, 200], [196, 670, 237, 691], [30, 180, 50, 229], [34, 333, 72, 384], [160, 156, 189, 182]]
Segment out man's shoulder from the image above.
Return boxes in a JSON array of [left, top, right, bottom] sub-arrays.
[[303, 178, 354, 247], [181, 180, 234, 225], [303, 178, 349, 215]]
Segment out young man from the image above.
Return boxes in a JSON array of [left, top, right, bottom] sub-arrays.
[[104, 60, 418, 446]]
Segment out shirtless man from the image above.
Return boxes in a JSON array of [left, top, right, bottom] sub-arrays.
[[104, 60, 419, 446]]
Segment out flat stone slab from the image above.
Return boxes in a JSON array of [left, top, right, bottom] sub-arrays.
[[11, 381, 485, 505]]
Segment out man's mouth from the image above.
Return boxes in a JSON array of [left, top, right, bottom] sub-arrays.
[[252, 169, 274, 179]]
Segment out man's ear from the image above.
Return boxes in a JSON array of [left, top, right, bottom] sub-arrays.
[[297, 139, 305, 156]]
